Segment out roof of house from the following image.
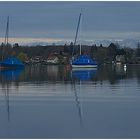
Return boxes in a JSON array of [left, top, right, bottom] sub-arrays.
[[47, 56, 58, 60]]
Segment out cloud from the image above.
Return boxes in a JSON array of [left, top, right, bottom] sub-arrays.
[[0, 2, 140, 41]]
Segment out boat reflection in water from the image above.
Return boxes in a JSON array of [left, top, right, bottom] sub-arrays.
[[0, 68, 24, 122], [0, 68, 24, 81], [70, 68, 97, 127], [71, 68, 97, 81]]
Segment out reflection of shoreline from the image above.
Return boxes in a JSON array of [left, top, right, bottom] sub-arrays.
[[114, 64, 127, 75], [47, 66, 59, 80], [0, 65, 140, 85]]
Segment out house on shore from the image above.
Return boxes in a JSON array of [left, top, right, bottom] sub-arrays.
[[46, 55, 59, 64], [115, 55, 126, 64]]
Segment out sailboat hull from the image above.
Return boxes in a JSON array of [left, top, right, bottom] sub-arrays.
[[72, 64, 97, 68], [71, 55, 98, 68], [0, 63, 24, 69]]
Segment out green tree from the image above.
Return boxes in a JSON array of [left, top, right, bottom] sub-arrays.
[[17, 52, 27, 62], [136, 43, 140, 57], [107, 43, 118, 61]]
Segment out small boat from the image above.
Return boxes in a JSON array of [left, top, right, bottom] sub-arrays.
[[124, 64, 127, 71], [71, 12, 97, 68], [0, 57, 24, 69]]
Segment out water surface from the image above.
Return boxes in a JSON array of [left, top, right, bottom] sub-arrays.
[[0, 64, 140, 138]]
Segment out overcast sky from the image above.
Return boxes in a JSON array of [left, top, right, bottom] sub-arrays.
[[0, 1, 140, 44]]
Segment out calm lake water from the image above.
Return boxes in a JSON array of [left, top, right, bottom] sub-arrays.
[[0, 64, 140, 138]]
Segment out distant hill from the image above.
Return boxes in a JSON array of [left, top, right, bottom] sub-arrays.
[[21, 38, 140, 48]]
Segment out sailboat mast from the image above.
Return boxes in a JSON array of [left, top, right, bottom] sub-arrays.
[[5, 16, 9, 47], [79, 13, 82, 55], [1, 16, 9, 60], [72, 13, 82, 56]]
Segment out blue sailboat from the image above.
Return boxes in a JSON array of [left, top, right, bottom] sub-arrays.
[[0, 16, 24, 69], [72, 55, 97, 68], [0, 57, 24, 69], [71, 13, 97, 68]]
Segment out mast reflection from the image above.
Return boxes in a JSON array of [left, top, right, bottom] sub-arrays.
[[0, 68, 24, 121], [71, 68, 97, 127]]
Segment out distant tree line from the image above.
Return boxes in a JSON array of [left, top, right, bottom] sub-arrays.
[[0, 42, 140, 64]]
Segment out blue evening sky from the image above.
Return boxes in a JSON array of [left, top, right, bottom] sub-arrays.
[[0, 1, 140, 44]]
